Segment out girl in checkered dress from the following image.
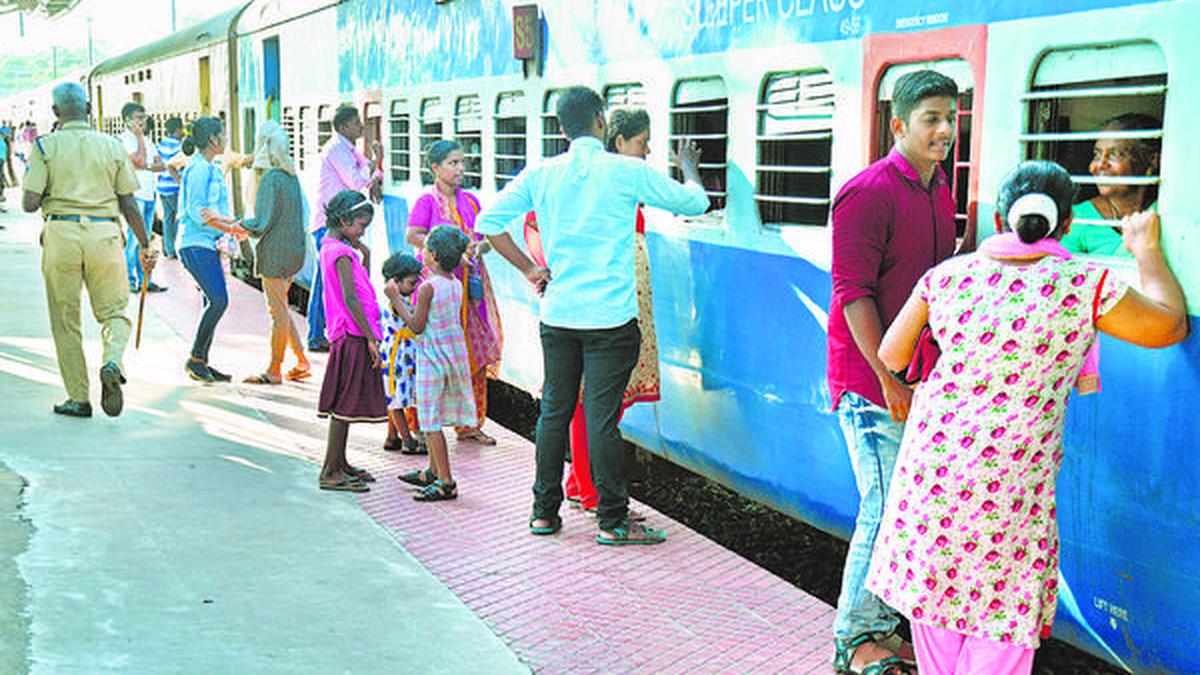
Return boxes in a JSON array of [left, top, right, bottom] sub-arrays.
[[399, 225, 475, 501], [380, 252, 424, 454]]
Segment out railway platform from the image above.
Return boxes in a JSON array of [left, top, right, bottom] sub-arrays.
[[0, 205, 834, 673]]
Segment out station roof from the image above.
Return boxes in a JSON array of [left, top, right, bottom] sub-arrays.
[[0, 0, 81, 18], [89, 4, 248, 79]]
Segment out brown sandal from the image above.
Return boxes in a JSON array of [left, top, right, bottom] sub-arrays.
[[456, 429, 497, 445]]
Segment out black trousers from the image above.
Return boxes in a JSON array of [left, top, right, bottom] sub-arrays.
[[533, 319, 640, 530]]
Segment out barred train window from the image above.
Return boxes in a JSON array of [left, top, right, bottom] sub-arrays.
[[282, 107, 296, 165], [298, 106, 313, 171], [419, 97, 444, 186], [388, 100, 411, 183], [542, 90, 568, 158], [604, 83, 645, 109], [756, 70, 835, 226], [494, 91, 526, 190], [1021, 42, 1166, 246], [670, 76, 727, 211], [876, 60, 975, 236], [455, 95, 483, 190], [317, 105, 334, 151]]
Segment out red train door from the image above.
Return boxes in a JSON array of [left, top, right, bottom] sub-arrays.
[[864, 25, 987, 238]]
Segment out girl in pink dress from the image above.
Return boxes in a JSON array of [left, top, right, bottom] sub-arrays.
[[398, 225, 476, 502], [316, 190, 387, 493], [866, 161, 1187, 674]]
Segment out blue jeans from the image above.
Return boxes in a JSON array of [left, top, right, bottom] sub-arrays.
[[159, 193, 179, 257], [179, 247, 228, 362], [834, 391, 904, 642], [305, 227, 328, 348], [125, 196, 156, 288]]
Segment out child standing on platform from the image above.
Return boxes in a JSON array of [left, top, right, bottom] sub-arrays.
[[316, 190, 387, 493], [398, 225, 476, 501], [380, 252, 425, 455]]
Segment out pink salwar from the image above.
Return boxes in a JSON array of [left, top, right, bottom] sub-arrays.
[[912, 622, 1035, 675]]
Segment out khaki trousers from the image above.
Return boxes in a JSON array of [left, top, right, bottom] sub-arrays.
[[261, 276, 301, 366], [41, 218, 131, 402]]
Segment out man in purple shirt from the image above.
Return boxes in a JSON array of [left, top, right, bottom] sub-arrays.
[[307, 105, 382, 352], [827, 70, 977, 674]]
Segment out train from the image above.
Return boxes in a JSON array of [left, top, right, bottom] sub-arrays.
[[20, 0, 1198, 671]]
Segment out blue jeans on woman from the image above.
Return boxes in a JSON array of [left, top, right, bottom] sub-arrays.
[[833, 391, 904, 644], [179, 247, 228, 362]]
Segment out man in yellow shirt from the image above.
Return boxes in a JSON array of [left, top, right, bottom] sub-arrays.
[[22, 82, 155, 418]]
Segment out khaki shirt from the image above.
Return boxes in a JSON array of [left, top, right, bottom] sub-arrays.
[[22, 120, 139, 218]]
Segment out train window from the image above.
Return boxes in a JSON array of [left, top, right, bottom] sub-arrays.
[[317, 105, 334, 150], [388, 100, 412, 183], [419, 97, 445, 185], [542, 89, 568, 158], [755, 70, 835, 227], [875, 60, 975, 235], [298, 106, 313, 171], [671, 76, 727, 210], [604, 83, 645, 109], [454, 95, 483, 189], [243, 109, 256, 154], [1021, 42, 1166, 242], [494, 91, 526, 190], [282, 107, 296, 165]]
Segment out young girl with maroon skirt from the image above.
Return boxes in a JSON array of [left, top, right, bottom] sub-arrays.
[[316, 190, 387, 492]]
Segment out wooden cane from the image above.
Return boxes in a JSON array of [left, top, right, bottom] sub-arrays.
[[135, 273, 148, 349]]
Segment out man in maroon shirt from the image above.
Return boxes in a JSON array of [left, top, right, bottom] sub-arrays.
[[828, 70, 977, 674]]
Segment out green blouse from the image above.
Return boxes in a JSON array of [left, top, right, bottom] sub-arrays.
[[1060, 199, 1144, 258]]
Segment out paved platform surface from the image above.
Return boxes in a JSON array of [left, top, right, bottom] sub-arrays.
[[0, 202, 835, 673]]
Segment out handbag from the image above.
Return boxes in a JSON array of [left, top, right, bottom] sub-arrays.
[[902, 324, 940, 385], [467, 268, 484, 301]]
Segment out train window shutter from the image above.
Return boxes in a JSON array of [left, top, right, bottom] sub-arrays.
[[755, 70, 835, 227], [1021, 41, 1166, 238], [670, 76, 727, 212], [494, 91, 527, 190], [388, 99, 411, 184], [603, 83, 645, 109], [419, 97, 445, 186], [541, 89, 568, 159], [454, 95, 483, 190]]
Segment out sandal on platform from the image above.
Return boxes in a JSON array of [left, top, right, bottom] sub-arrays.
[[285, 366, 312, 381], [456, 429, 497, 445], [834, 635, 915, 675], [320, 477, 368, 493], [413, 480, 457, 501], [346, 466, 375, 483], [243, 373, 282, 385], [383, 438, 403, 451], [400, 437, 428, 455], [529, 516, 562, 535], [595, 521, 666, 546], [398, 468, 437, 487]]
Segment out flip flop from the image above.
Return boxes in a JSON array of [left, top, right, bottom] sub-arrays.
[[596, 522, 667, 546], [319, 477, 368, 493], [285, 366, 312, 381], [243, 373, 282, 385], [400, 437, 428, 455], [346, 466, 376, 482], [529, 516, 562, 535], [456, 429, 497, 446]]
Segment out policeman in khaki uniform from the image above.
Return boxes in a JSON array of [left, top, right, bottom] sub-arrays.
[[22, 82, 155, 418]]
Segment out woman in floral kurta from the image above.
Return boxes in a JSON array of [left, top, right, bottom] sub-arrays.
[[866, 161, 1188, 673]]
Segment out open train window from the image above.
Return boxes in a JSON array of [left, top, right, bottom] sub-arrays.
[[875, 60, 975, 236], [756, 70, 835, 227], [454, 95, 482, 190], [317, 105, 334, 151], [298, 106, 313, 171], [604, 83, 645, 109], [282, 107, 296, 165], [419, 97, 444, 185], [542, 89, 568, 158], [388, 99, 411, 183], [1021, 42, 1165, 251], [494, 91, 526, 190], [670, 76, 727, 211]]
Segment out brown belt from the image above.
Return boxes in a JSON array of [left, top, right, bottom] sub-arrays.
[[45, 215, 118, 223]]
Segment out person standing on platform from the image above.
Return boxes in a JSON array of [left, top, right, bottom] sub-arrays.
[[827, 70, 975, 674], [2, 123, 16, 188], [118, 102, 167, 294], [0, 122, 9, 214], [156, 117, 185, 259], [308, 105, 383, 353], [21, 82, 155, 418], [405, 140, 503, 446], [475, 86, 709, 545]]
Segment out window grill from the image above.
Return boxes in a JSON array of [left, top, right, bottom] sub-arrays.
[[670, 76, 727, 211], [755, 70, 835, 226], [542, 89, 568, 158], [604, 83, 645, 109], [298, 106, 312, 171], [282, 107, 296, 165], [1021, 42, 1166, 233], [388, 99, 411, 183], [494, 91, 526, 190], [455, 95, 483, 189], [419, 97, 445, 185], [316, 104, 334, 151]]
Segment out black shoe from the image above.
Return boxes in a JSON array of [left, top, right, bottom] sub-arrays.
[[185, 359, 215, 383], [146, 281, 168, 293], [207, 365, 232, 382], [99, 362, 125, 417], [308, 342, 331, 353], [53, 400, 93, 417]]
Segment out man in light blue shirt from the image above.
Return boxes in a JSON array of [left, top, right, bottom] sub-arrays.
[[476, 86, 708, 545]]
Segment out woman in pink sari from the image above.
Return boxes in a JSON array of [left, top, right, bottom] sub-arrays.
[[406, 140, 503, 445]]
